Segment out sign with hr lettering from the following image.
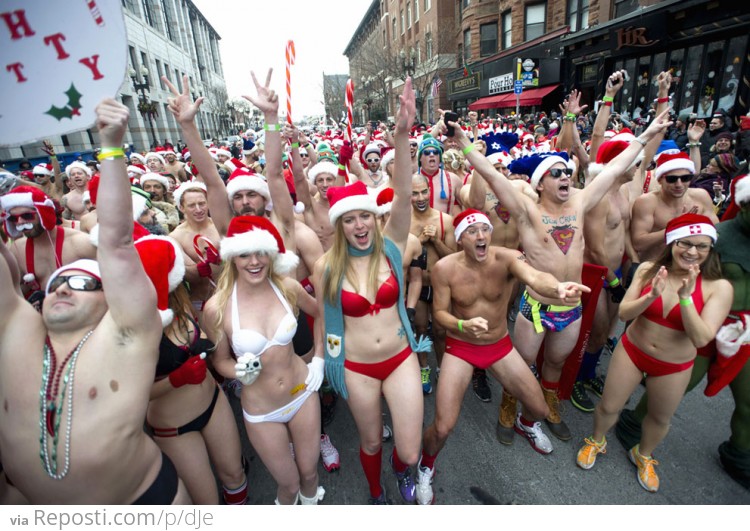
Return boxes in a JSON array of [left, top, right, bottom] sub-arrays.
[[0, 1, 127, 146]]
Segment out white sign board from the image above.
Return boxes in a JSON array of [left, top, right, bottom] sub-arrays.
[[0, 0, 127, 146], [488, 73, 514, 95]]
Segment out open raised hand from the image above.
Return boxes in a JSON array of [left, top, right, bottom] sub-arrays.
[[163, 75, 203, 124], [242, 69, 278, 117], [395, 77, 416, 134]]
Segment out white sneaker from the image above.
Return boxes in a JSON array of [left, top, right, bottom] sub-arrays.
[[320, 434, 340, 472], [415, 462, 435, 505], [382, 423, 393, 442], [299, 485, 326, 505], [513, 413, 553, 455]]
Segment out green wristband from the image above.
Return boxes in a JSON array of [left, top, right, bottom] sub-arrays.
[[461, 144, 475, 156], [602, 96, 614, 103], [566, 112, 576, 119], [609, 278, 620, 287], [264, 123, 281, 132], [679, 298, 693, 306], [290, 142, 300, 149], [457, 319, 464, 333]]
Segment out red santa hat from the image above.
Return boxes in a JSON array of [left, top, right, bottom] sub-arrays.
[[127, 163, 147, 178], [162, 147, 175, 156], [721, 174, 750, 221], [173, 180, 207, 207], [380, 148, 395, 170], [33, 163, 54, 176], [522, 133, 534, 143], [375, 187, 394, 214], [363, 143, 381, 159], [611, 127, 636, 142], [588, 139, 630, 178], [223, 157, 247, 173], [134, 235, 186, 326], [0, 186, 57, 238], [145, 152, 166, 166], [656, 151, 695, 179], [225, 171, 270, 203], [326, 181, 380, 224], [45, 259, 101, 295], [215, 148, 232, 159], [87, 175, 100, 206], [220, 215, 299, 275], [664, 213, 717, 245], [603, 130, 616, 139], [139, 172, 170, 191], [129, 152, 147, 165], [453, 208, 493, 242], [308, 161, 340, 185], [66, 161, 92, 177]]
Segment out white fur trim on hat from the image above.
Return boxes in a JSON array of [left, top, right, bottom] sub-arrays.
[[307, 161, 340, 185], [127, 165, 146, 175], [135, 235, 186, 292], [363, 143, 380, 158], [454, 212, 493, 242], [130, 153, 147, 164], [486, 152, 513, 167], [716, 315, 750, 357], [145, 152, 166, 166], [220, 228, 299, 275], [46, 259, 101, 294], [139, 173, 170, 191], [173, 181, 207, 206], [216, 149, 231, 159], [66, 161, 92, 177], [33, 164, 53, 176], [328, 194, 379, 225], [665, 223, 717, 244], [530, 155, 573, 190], [225, 175, 270, 202], [294, 201, 305, 214], [656, 158, 695, 179], [734, 175, 750, 206], [380, 150, 395, 170]]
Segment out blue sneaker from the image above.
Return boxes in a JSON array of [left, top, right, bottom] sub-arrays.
[[390, 456, 416, 503], [421, 367, 433, 394]]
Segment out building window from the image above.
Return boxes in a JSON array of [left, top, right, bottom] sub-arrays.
[[568, 0, 590, 32], [383, 29, 387, 47], [401, 10, 404, 34], [462, 0, 471, 8], [525, 3, 546, 42], [613, 0, 640, 18], [480, 22, 497, 57], [122, 0, 138, 13], [414, 0, 419, 22], [407, 3, 412, 27], [415, 41, 421, 63], [424, 0, 431, 12], [155, 59, 163, 88], [502, 11, 512, 49], [141, 0, 154, 27], [392, 17, 396, 39], [463, 29, 471, 63], [160, 0, 174, 41], [425, 32, 433, 59]]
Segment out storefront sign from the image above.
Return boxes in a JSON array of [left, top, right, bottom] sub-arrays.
[[615, 26, 658, 50], [521, 58, 539, 87], [488, 73, 514, 95], [580, 63, 598, 84], [449, 73, 481, 95]]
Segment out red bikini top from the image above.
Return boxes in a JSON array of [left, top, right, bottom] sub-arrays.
[[341, 273, 399, 317], [639, 275, 704, 331]]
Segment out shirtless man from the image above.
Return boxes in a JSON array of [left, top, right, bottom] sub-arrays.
[[631, 151, 718, 264], [416, 134, 463, 216], [145, 151, 166, 173], [1, 187, 96, 306], [169, 181, 220, 312], [163, 149, 187, 183], [410, 173, 456, 394], [415, 209, 589, 504], [0, 98, 190, 504], [296, 160, 345, 251], [61, 161, 91, 220], [453, 90, 673, 441], [139, 173, 180, 233]]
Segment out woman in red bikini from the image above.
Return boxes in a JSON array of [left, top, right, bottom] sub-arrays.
[[313, 78, 426, 504], [576, 213, 733, 492]]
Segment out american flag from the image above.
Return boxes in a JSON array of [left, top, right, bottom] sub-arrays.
[[431, 75, 442, 98]]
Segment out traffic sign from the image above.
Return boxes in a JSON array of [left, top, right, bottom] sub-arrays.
[[514, 82, 523, 95]]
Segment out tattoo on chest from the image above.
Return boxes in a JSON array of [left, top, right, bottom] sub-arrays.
[[492, 201, 511, 224], [547, 225, 577, 254]]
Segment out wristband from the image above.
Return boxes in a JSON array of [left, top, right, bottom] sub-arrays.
[[608, 278, 620, 287], [687, 142, 701, 148], [457, 319, 464, 333], [264, 123, 281, 132], [679, 297, 693, 306], [602, 96, 614, 103], [566, 112, 576, 119], [632, 137, 648, 147], [462, 144, 476, 156], [290, 142, 300, 149], [563, 116, 576, 122], [657, 97, 669, 104], [603, 100, 613, 107], [337, 163, 346, 171], [97, 147, 126, 161]]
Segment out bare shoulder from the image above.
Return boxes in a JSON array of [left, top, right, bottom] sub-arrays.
[[704, 277, 733, 295], [433, 252, 459, 274]]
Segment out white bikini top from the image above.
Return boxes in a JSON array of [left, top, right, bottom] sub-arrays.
[[230, 280, 297, 356]]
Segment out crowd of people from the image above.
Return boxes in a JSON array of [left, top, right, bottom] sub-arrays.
[[0, 67, 748, 505]]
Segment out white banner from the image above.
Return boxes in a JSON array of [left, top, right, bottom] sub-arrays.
[[0, 0, 127, 146], [488, 73, 514, 95]]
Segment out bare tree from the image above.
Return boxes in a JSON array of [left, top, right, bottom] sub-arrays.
[[202, 80, 230, 135]]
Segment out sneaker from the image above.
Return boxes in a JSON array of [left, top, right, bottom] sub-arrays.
[[576, 436, 607, 469], [605, 336, 618, 355], [415, 462, 435, 505], [629, 445, 659, 493], [421, 366, 433, 394], [382, 423, 393, 442], [514, 413, 553, 455], [320, 434, 340, 472], [472, 368, 492, 402], [570, 382, 595, 413], [584, 376, 605, 398], [368, 485, 389, 505], [390, 456, 416, 503], [530, 364, 539, 379]]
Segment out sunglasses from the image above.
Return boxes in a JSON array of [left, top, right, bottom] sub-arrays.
[[422, 149, 441, 156], [366, 158, 380, 163], [300, 153, 309, 157], [664, 174, 693, 184], [547, 168, 573, 178], [47, 275, 103, 293], [6, 212, 36, 223], [674, 240, 712, 252]]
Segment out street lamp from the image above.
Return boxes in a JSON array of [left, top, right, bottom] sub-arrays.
[[129, 65, 158, 148]]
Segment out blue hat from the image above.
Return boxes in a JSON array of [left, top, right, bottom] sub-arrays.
[[482, 131, 518, 157], [243, 138, 257, 155], [509, 152, 572, 190]]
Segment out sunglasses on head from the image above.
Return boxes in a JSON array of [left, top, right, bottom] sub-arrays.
[[664, 174, 693, 184], [546, 167, 573, 178], [6, 212, 36, 223], [366, 158, 380, 163], [422, 149, 441, 157], [47, 275, 103, 293]]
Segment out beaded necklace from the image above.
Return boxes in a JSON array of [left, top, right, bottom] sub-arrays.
[[39, 330, 94, 480]]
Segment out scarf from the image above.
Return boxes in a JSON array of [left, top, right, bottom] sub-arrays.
[[323, 238, 432, 399]]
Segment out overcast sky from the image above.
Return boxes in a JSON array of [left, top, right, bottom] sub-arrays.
[[190, 0, 373, 118]]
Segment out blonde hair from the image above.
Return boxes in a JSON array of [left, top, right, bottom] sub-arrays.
[[443, 148, 466, 173], [322, 216, 384, 304], [210, 254, 298, 346]]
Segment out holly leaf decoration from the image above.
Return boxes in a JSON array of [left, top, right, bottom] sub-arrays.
[[65, 84, 83, 111], [44, 83, 83, 121], [45, 104, 73, 120]]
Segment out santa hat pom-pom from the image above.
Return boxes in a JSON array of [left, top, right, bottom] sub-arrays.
[[275, 251, 300, 275], [716, 315, 750, 357], [159, 308, 175, 327], [294, 201, 305, 214], [23, 273, 36, 283]]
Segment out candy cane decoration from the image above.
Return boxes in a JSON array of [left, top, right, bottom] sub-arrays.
[[86, 0, 105, 27], [345, 79, 354, 144], [285, 40, 296, 172]]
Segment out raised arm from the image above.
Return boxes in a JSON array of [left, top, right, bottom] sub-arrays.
[[0, 239, 25, 332], [42, 140, 64, 197], [94, 99, 159, 332], [384, 77, 416, 249], [590, 71, 626, 158], [165, 75, 232, 235], [687, 119, 705, 174]]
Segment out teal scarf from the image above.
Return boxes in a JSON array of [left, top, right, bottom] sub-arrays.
[[323, 238, 432, 399]]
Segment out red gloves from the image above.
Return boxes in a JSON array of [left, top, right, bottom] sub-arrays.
[[168, 353, 207, 388], [197, 260, 212, 278], [338, 141, 354, 165], [204, 245, 221, 265]]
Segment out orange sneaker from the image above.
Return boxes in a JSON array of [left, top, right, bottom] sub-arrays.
[[629, 445, 660, 492], [576, 436, 607, 470]]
